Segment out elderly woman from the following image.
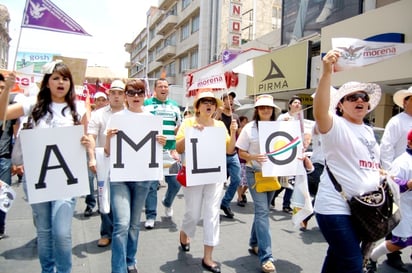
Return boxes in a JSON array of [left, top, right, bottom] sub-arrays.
[[236, 94, 281, 273], [313, 49, 382, 273], [176, 91, 237, 273]]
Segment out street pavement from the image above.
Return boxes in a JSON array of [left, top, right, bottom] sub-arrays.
[[1, 176, 411, 273]]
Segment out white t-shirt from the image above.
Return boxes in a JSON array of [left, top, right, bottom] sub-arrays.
[[388, 151, 412, 237], [87, 105, 117, 148], [380, 112, 412, 170], [22, 98, 84, 128], [314, 115, 381, 215], [236, 120, 261, 170]]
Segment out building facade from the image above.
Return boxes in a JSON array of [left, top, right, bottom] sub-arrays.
[[0, 4, 11, 70], [125, 0, 282, 86]]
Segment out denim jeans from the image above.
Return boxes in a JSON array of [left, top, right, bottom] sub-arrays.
[[162, 175, 181, 208], [110, 181, 151, 273], [221, 153, 241, 208], [99, 211, 113, 239], [0, 157, 11, 234], [31, 198, 76, 273], [273, 185, 293, 208], [246, 167, 276, 264], [315, 213, 363, 273], [144, 180, 159, 220], [85, 167, 96, 209]]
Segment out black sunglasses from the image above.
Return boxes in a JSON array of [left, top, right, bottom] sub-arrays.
[[199, 98, 217, 105], [345, 92, 369, 102], [126, 89, 145, 97]]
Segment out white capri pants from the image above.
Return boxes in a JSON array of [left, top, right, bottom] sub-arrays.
[[181, 182, 223, 246]]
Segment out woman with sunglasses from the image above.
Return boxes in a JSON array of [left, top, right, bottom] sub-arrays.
[[176, 91, 237, 273], [313, 49, 382, 273], [105, 79, 167, 273]]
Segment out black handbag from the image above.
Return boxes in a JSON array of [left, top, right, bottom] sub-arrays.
[[326, 164, 401, 242]]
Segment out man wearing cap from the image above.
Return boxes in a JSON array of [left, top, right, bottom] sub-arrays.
[[94, 91, 108, 110], [379, 86, 412, 272], [87, 79, 126, 247], [83, 91, 109, 217], [143, 78, 181, 229], [215, 91, 241, 218]]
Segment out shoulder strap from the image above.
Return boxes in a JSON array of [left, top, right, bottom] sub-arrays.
[[325, 162, 350, 202]]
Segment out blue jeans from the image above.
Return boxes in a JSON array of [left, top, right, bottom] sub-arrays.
[[110, 181, 151, 273], [31, 198, 76, 273], [85, 167, 96, 209], [221, 153, 241, 208], [246, 167, 276, 264], [162, 175, 181, 208], [315, 213, 363, 273], [144, 180, 159, 220], [0, 157, 12, 234], [99, 210, 113, 239]]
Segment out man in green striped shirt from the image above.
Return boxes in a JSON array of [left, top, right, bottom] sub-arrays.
[[143, 78, 182, 229]]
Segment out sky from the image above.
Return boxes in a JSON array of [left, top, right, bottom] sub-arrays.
[[2, 0, 158, 77]]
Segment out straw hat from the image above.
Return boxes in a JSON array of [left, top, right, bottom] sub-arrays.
[[193, 91, 223, 109], [330, 81, 381, 113], [254, 94, 281, 115], [393, 86, 412, 108]]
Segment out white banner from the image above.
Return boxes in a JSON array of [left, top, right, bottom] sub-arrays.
[[185, 127, 227, 186], [259, 120, 306, 176], [0, 180, 16, 213], [332, 37, 412, 72], [108, 114, 163, 182], [20, 126, 89, 204]]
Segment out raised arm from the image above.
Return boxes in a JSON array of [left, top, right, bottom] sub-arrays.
[[313, 50, 340, 134], [0, 72, 25, 120]]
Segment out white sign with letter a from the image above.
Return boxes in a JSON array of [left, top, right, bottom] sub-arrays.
[[20, 126, 89, 204], [185, 127, 227, 186]]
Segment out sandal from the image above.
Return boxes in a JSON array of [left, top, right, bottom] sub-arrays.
[[261, 260, 276, 273], [248, 246, 258, 256]]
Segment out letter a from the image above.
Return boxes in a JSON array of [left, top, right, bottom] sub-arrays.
[[36, 145, 78, 189]]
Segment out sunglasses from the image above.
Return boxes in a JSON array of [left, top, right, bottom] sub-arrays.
[[345, 92, 369, 102], [199, 99, 217, 105], [126, 89, 145, 97]]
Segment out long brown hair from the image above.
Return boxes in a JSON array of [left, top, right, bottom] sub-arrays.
[[31, 62, 80, 125]]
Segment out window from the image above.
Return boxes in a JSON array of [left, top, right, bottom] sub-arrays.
[[191, 14, 199, 33], [180, 55, 189, 73], [181, 22, 190, 41], [165, 32, 176, 46], [182, 0, 191, 10], [190, 49, 198, 69], [165, 61, 176, 76]]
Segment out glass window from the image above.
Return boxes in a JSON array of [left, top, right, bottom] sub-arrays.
[[191, 14, 199, 33], [180, 55, 189, 73], [182, 0, 191, 10], [181, 22, 190, 41], [190, 49, 198, 69]]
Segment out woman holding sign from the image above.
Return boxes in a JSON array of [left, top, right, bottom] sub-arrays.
[[104, 79, 167, 273], [0, 61, 91, 273], [176, 91, 237, 273], [235, 94, 281, 273]]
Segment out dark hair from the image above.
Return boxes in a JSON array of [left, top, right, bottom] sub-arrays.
[[0, 73, 4, 82], [154, 78, 168, 88], [288, 95, 302, 105], [239, 116, 248, 123], [31, 63, 80, 125], [252, 108, 277, 128]]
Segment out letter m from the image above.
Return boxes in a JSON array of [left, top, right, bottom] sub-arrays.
[[113, 130, 159, 168]]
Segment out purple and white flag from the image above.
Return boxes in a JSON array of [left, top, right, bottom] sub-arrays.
[[22, 0, 91, 36], [222, 49, 241, 65], [332, 37, 412, 72]]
